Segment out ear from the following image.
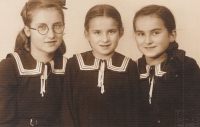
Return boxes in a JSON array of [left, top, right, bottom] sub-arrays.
[[84, 29, 90, 41], [169, 30, 176, 42], [24, 26, 31, 37], [119, 28, 124, 38]]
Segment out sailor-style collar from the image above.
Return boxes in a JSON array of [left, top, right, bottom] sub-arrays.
[[7, 51, 67, 97], [140, 64, 166, 79], [7, 51, 67, 77], [76, 51, 130, 94], [138, 56, 166, 79], [76, 51, 130, 72]]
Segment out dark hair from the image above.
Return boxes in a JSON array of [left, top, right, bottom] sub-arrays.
[[84, 4, 123, 31], [15, 0, 66, 55], [133, 5, 176, 33]]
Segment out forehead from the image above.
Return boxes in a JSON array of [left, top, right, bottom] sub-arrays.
[[88, 16, 118, 30], [135, 15, 165, 31], [31, 8, 63, 25]]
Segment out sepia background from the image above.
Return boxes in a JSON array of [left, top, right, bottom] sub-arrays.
[[0, 0, 200, 65]]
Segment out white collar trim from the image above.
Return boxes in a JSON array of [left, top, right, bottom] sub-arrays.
[[76, 53, 130, 72], [12, 52, 67, 75], [12, 52, 43, 75], [140, 64, 166, 79]]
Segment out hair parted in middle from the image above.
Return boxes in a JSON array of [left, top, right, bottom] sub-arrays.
[[84, 4, 123, 31]]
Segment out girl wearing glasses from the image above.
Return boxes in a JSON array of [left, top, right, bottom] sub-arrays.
[[0, 0, 67, 126], [61, 4, 140, 127]]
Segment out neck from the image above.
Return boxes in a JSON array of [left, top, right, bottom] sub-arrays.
[[31, 51, 54, 64], [145, 53, 168, 66], [92, 51, 114, 60]]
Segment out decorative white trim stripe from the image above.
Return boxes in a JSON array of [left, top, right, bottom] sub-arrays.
[[11, 52, 43, 75], [107, 57, 130, 72], [76, 54, 100, 70], [140, 65, 150, 79], [155, 64, 166, 77], [76, 53, 130, 72], [50, 57, 67, 74], [98, 61, 105, 94], [140, 64, 166, 79]]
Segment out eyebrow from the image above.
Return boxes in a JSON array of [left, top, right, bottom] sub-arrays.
[[135, 30, 143, 33], [91, 30, 100, 32], [135, 28, 162, 32], [36, 23, 46, 25], [91, 28, 118, 31], [150, 28, 162, 32], [109, 28, 118, 31], [35, 22, 63, 26], [53, 22, 63, 24]]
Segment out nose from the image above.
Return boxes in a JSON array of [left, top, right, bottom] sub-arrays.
[[101, 33, 108, 43], [47, 28, 55, 39], [144, 35, 152, 45]]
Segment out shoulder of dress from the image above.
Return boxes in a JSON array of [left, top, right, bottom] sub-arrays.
[[0, 56, 16, 72], [75, 53, 100, 70], [9, 52, 43, 76], [106, 55, 130, 72]]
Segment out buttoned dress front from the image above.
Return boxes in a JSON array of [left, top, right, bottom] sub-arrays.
[[137, 46, 200, 127], [0, 51, 67, 127], [62, 51, 140, 127]]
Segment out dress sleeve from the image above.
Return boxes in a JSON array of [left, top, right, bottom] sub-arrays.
[[0, 58, 19, 126], [61, 56, 77, 127], [183, 57, 200, 119], [127, 59, 140, 127]]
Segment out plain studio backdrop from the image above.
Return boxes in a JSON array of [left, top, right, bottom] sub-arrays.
[[0, 0, 200, 66]]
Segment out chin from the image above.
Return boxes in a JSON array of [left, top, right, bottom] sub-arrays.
[[103, 51, 114, 55], [45, 49, 58, 54], [144, 53, 158, 58]]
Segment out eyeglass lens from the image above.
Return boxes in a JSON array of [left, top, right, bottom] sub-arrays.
[[37, 23, 64, 35]]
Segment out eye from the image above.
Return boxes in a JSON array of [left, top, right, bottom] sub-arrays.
[[93, 31, 101, 35], [54, 23, 63, 29], [136, 32, 144, 36], [108, 30, 116, 34], [38, 24, 47, 30], [152, 31, 160, 35]]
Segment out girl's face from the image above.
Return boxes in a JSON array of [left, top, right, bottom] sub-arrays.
[[134, 15, 175, 62], [85, 16, 122, 59], [27, 8, 64, 56]]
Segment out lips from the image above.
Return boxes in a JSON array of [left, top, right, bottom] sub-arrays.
[[100, 44, 111, 47], [45, 41, 56, 43], [145, 46, 156, 49]]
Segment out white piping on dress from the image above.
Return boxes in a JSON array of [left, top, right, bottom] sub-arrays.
[[97, 61, 105, 94]]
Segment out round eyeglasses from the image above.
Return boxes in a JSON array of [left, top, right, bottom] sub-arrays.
[[30, 23, 65, 35]]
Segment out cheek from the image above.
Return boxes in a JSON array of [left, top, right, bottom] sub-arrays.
[[162, 42, 171, 50], [88, 35, 94, 42], [112, 35, 120, 43], [156, 41, 170, 52], [30, 34, 44, 43], [135, 41, 143, 51], [56, 34, 64, 42], [89, 35, 99, 43], [88, 39, 96, 47], [135, 37, 143, 46], [158, 37, 170, 46]]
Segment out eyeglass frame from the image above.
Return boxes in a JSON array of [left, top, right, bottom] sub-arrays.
[[29, 23, 65, 35]]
